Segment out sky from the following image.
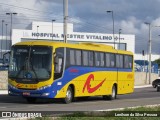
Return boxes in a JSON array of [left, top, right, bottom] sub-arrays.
[[1, 0, 160, 54]]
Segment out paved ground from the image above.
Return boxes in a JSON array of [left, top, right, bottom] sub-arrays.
[[0, 86, 159, 112]]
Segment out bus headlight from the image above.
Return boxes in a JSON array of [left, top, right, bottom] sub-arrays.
[[42, 93, 50, 96], [37, 85, 51, 90], [8, 84, 17, 89]]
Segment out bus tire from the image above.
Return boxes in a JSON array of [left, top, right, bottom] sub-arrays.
[[103, 85, 117, 100], [26, 97, 37, 103], [63, 86, 73, 104]]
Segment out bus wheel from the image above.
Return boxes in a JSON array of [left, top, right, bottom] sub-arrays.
[[63, 86, 73, 104], [103, 85, 117, 100], [26, 97, 37, 103]]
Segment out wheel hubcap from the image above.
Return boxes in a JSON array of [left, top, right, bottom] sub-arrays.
[[112, 87, 115, 98], [66, 90, 72, 101]]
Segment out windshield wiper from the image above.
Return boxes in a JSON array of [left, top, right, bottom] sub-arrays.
[[15, 65, 25, 78], [15, 47, 39, 82], [30, 59, 39, 82], [28, 47, 39, 82]]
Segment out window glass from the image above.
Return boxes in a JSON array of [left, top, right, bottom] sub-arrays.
[[83, 51, 88, 66], [88, 51, 94, 66], [70, 49, 75, 65], [124, 55, 133, 69], [116, 55, 119, 68], [9, 46, 52, 80], [116, 54, 124, 68], [128, 56, 133, 68], [124, 56, 129, 68], [119, 55, 124, 68], [110, 54, 115, 67], [100, 53, 104, 67], [95, 52, 100, 67], [106, 53, 110, 67], [75, 50, 81, 65]]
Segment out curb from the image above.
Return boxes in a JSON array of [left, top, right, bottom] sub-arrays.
[[134, 85, 152, 88], [0, 90, 8, 95]]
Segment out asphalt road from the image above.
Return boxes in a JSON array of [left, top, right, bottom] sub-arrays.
[[0, 87, 159, 112]]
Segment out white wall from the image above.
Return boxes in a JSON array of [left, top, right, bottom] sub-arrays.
[[135, 54, 160, 61]]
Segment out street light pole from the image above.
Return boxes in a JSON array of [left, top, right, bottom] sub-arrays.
[[159, 35, 160, 59], [144, 22, 151, 84], [63, 0, 68, 43], [52, 20, 56, 40], [6, 12, 17, 49], [5, 24, 8, 51], [144, 23, 160, 84], [107, 11, 115, 49], [119, 29, 122, 50], [37, 26, 39, 39], [1, 20, 4, 58]]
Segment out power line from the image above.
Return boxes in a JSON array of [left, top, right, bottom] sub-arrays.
[[0, 2, 55, 14]]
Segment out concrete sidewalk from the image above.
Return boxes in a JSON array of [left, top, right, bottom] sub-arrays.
[[0, 85, 153, 95], [134, 84, 152, 88]]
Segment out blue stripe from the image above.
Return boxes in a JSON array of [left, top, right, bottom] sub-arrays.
[[9, 66, 132, 98], [51, 66, 132, 97]]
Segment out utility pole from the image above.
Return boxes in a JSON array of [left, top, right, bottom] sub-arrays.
[[63, 0, 68, 43], [119, 29, 122, 50], [144, 22, 151, 84], [107, 11, 115, 49], [6, 12, 17, 49], [37, 26, 39, 39], [52, 20, 56, 40], [5, 24, 8, 51], [1, 20, 4, 58]]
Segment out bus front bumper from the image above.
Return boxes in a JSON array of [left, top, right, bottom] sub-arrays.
[[8, 85, 54, 98]]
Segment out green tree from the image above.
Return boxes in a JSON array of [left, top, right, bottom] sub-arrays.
[[154, 58, 160, 68]]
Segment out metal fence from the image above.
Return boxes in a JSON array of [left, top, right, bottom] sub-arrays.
[[135, 60, 159, 74]]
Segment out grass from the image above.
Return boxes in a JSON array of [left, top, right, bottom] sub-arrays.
[[29, 106, 160, 120]]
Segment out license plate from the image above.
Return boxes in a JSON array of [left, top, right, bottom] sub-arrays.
[[23, 92, 30, 96]]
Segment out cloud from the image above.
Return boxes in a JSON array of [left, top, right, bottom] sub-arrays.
[[1, 0, 160, 54], [119, 17, 140, 34]]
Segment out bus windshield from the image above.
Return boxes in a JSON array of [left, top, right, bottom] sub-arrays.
[[8, 46, 52, 81]]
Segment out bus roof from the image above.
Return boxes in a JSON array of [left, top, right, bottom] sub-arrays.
[[14, 40, 133, 55]]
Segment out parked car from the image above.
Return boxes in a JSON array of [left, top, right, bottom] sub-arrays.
[[152, 79, 160, 88]]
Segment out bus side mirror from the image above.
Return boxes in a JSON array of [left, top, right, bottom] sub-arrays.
[[54, 56, 63, 73]]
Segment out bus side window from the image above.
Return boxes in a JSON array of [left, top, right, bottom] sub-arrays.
[[100, 53, 104, 67], [124, 55, 133, 69], [110, 54, 115, 67], [55, 55, 63, 73], [129, 56, 133, 68], [54, 48, 64, 79], [88, 51, 93, 66], [105, 53, 110, 67], [95, 52, 100, 67]]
